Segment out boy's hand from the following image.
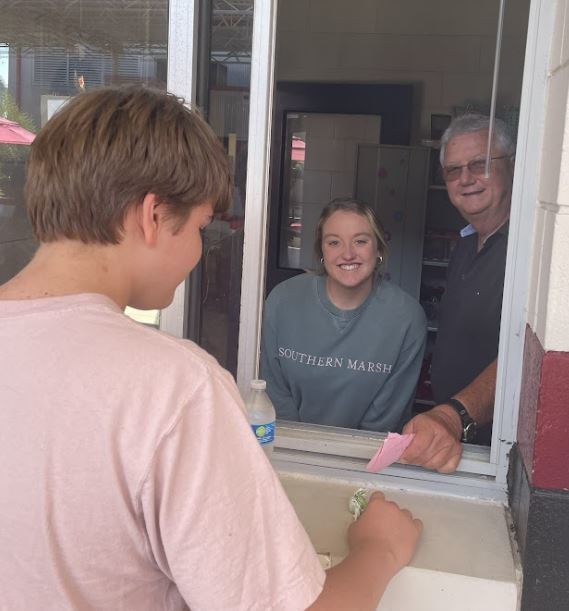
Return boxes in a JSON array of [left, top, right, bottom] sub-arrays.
[[308, 492, 422, 610], [348, 492, 422, 572]]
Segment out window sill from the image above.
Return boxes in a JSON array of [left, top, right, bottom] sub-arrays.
[[278, 468, 521, 611], [274, 422, 500, 499]]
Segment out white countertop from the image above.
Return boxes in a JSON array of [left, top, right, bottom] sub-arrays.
[[279, 470, 521, 611]]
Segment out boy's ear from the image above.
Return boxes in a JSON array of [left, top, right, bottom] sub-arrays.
[[138, 193, 163, 247]]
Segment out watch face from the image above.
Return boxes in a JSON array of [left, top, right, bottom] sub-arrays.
[[463, 422, 477, 443]]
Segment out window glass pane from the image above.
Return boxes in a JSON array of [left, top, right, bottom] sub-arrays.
[[198, 0, 253, 375], [262, 0, 531, 453], [0, 1, 168, 325]]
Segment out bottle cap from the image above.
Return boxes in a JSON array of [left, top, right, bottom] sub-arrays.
[[250, 379, 267, 390]]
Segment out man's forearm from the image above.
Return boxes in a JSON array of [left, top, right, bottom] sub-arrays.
[[400, 361, 498, 472], [453, 359, 497, 426]]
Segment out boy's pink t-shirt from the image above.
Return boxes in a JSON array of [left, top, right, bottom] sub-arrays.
[[0, 294, 325, 610]]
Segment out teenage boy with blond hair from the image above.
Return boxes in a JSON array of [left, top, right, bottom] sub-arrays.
[[0, 85, 421, 610]]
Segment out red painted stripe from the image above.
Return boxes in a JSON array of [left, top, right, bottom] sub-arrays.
[[532, 350, 569, 490], [517, 326, 543, 481]]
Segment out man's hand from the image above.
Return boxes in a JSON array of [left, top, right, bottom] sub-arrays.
[[400, 405, 463, 473]]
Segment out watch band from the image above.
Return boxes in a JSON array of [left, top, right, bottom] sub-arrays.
[[445, 398, 477, 443]]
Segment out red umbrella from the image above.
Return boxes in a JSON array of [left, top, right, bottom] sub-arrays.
[[291, 136, 305, 162], [0, 117, 35, 145]]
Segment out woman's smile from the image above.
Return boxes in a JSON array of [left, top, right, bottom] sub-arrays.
[[338, 262, 361, 271]]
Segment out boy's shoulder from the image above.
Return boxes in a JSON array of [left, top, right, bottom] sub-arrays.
[[138, 321, 224, 377], [3, 292, 224, 382], [97, 303, 224, 379], [1, 293, 240, 444]]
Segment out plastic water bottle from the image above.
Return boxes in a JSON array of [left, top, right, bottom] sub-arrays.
[[245, 379, 276, 458]]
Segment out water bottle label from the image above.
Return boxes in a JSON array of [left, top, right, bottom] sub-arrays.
[[251, 422, 275, 445]]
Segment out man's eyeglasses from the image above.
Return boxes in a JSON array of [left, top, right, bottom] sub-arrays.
[[442, 155, 513, 182]]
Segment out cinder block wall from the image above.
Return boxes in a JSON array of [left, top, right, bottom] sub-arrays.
[[511, 1, 569, 609], [276, 0, 530, 143]]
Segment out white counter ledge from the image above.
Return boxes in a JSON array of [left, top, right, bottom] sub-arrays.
[[279, 470, 521, 611]]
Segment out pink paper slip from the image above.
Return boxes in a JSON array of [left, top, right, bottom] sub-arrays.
[[366, 432, 415, 472]]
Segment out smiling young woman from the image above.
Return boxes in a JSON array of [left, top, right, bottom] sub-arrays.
[[260, 198, 427, 433]]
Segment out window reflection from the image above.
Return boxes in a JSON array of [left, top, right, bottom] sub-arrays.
[[197, 0, 253, 375], [279, 113, 382, 272], [282, 132, 305, 270], [0, 0, 168, 325]]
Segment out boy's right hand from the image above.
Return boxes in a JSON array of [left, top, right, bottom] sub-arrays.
[[348, 491, 422, 573], [308, 491, 422, 611]]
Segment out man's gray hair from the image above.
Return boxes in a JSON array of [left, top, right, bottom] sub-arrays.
[[439, 114, 516, 164]]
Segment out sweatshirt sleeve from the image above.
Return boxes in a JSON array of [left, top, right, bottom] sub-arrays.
[[259, 290, 301, 422], [360, 304, 427, 432]]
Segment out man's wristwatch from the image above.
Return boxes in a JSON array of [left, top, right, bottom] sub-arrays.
[[445, 398, 477, 443]]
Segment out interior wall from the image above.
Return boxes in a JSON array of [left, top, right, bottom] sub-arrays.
[[276, 0, 530, 144]]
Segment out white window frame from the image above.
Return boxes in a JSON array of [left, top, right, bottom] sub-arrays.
[[159, 0, 200, 338], [163, 0, 558, 501]]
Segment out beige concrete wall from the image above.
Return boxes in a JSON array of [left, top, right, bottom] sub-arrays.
[[276, 0, 530, 143], [527, 0, 569, 352]]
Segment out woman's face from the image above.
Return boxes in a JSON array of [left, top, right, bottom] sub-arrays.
[[321, 210, 379, 298]]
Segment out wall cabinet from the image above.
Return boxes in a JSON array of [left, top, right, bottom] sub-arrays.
[[415, 140, 465, 408], [355, 144, 429, 300]]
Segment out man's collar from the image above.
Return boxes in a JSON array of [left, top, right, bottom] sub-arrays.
[[460, 224, 476, 238], [460, 218, 510, 241]]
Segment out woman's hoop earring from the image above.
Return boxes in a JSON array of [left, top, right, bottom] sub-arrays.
[[320, 257, 324, 265], [377, 255, 383, 265]]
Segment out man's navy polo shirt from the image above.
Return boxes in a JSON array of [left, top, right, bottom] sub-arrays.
[[430, 222, 508, 406]]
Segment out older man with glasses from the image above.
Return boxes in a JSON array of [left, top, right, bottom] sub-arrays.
[[401, 114, 516, 473]]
